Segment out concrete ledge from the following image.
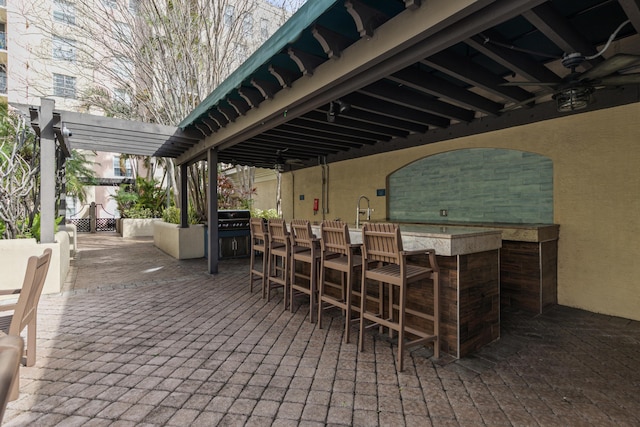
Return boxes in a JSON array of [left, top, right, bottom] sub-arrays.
[[120, 218, 160, 238], [153, 221, 204, 259], [0, 231, 70, 295]]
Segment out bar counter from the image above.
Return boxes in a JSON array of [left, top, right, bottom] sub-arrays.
[[311, 223, 502, 359]]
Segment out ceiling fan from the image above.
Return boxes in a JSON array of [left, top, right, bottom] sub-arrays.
[[501, 19, 640, 112], [504, 52, 640, 112], [274, 148, 303, 171]]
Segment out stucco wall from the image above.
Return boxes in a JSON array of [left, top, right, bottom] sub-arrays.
[[260, 103, 640, 321], [0, 231, 71, 296]]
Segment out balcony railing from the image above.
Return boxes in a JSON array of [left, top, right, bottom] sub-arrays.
[[0, 33, 6, 50]]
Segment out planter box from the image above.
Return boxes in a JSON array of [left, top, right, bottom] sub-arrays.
[[153, 221, 205, 259], [120, 218, 160, 238], [0, 231, 70, 295]]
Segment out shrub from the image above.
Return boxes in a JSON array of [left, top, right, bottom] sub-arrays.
[[251, 208, 278, 219], [162, 206, 199, 225], [123, 207, 156, 219]]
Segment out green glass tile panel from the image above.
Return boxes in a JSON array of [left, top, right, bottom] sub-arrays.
[[389, 148, 553, 224]]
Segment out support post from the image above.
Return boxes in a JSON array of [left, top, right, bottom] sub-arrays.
[[207, 148, 219, 274], [180, 163, 188, 228], [57, 149, 67, 230], [89, 202, 97, 233], [40, 99, 56, 243]]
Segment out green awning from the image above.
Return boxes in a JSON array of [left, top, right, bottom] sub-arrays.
[[178, 0, 339, 129]]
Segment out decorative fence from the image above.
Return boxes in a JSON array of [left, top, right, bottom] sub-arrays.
[[68, 202, 117, 232], [68, 218, 116, 232]]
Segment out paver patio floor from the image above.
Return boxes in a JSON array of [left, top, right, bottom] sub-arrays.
[[4, 232, 640, 426]]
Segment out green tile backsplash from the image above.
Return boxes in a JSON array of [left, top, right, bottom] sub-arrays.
[[389, 148, 553, 224]]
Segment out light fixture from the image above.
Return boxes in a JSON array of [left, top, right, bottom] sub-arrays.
[[553, 87, 594, 112], [327, 102, 336, 123], [326, 99, 350, 122], [335, 99, 350, 114]]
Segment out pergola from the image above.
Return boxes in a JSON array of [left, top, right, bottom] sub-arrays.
[[29, 0, 640, 274]]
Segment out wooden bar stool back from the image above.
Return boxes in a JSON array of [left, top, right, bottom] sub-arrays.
[[358, 223, 440, 371], [289, 219, 321, 322], [249, 218, 269, 296], [318, 220, 363, 343], [266, 219, 291, 307]]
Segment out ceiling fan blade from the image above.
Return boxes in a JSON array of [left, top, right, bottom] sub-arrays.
[[580, 54, 640, 81], [499, 92, 549, 112], [598, 73, 640, 86], [500, 81, 558, 87]]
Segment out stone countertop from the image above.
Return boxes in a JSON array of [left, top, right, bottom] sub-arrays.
[[393, 222, 560, 243], [311, 223, 502, 257]]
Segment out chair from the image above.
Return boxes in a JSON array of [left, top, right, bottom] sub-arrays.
[[289, 220, 321, 322], [0, 248, 52, 400], [266, 219, 291, 307], [0, 248, 52, 367], [317, 220, 363, 343], [0, 335, 24, 414], [249, 218, 269, 296], [358, 223, 439, 371]]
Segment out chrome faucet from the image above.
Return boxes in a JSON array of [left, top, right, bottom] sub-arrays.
[[356, 195, 373, 228]]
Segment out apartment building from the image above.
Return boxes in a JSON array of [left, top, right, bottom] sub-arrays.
[[5, 0, 290, 218]]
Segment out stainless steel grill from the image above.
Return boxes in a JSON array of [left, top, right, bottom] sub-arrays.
[[218, 210, 251, 259]]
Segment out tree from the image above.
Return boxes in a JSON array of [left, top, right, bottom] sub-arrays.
[[64, 150, 98, 204], [0, 107, 38, 239], [17, 0, 305, 219]]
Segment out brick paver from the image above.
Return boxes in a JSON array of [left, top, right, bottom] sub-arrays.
[[4, 233, 640, 425]]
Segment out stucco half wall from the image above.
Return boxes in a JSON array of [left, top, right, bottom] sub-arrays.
[[0, 231, 71, 296], [262, 103, 640, 321]]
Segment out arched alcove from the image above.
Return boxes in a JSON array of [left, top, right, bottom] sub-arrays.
[[388, 148, 553, 224]]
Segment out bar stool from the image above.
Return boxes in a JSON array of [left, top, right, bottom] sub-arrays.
[[317, 220, 363, 343], [249, 218, 269, 296], [266, 219, 291, 307], [289, 219, 321, 322], [358, 223, 440, 372]]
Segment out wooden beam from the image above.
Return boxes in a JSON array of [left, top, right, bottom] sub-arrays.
[[360, 80, 475, 122], [389, 66, 503, 116], [239, 87, 264, 108], [345, 0, 390, 38], [288, 47, 325, 75], [269, 64, 296, 88], [311, 25, 353, 59], [251, 78, 280, 99]]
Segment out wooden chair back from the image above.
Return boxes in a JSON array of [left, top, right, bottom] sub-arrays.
[[361, 223, 403, 264], [290, 219, 316, 249], [267, 218, 289, 247], [250, 218, 268, 244], [7, 248, 53, 337], [320, 220, 351, 256], [0, 335, 23, 420]]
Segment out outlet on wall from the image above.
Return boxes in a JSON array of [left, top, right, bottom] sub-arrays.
[[440, 209, 448, 217]]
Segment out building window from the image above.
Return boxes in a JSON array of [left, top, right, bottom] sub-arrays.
[[129, 0, 138, 14], [103, 0, 117, 8], [53, 73, 76, 98], [114, 88, 131, 104], [114, 22, 132, 41], [260, 18, 269, 41], [0, 65, 7, 94], [53, 36, 76, 62], [236, 43, 248, 64], [0, 23, 5, 50], [53, 0, 75, 25], [224, 5, 235, 27], [113, 56, 133, 80], [242, 13, 253, 38], [113, 155, 133, 177]]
